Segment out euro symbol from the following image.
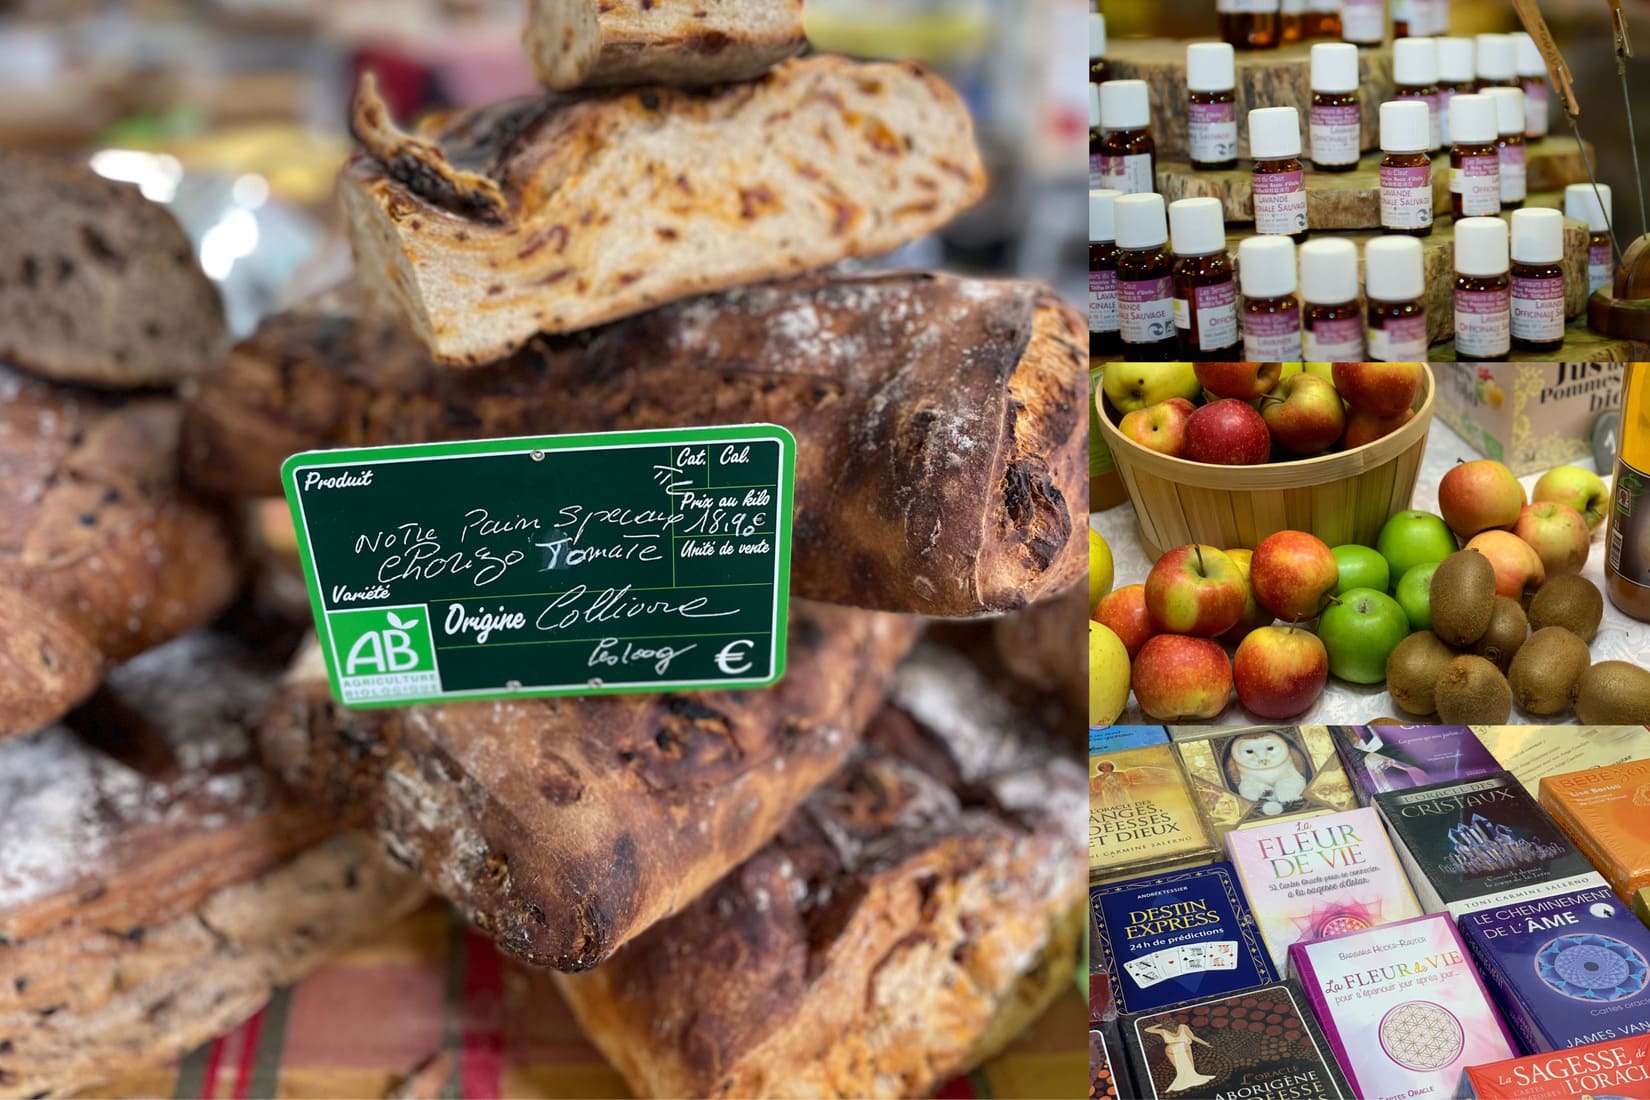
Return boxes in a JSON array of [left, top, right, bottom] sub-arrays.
[[714, 639, 755, 676]]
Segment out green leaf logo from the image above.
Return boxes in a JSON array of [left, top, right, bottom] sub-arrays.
[[387, 611, 420, 630]]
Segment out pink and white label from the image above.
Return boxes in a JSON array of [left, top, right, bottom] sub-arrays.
[[1341, 0, 1384, 42], [1253, 170, 1308, 236], [1454, 285, 1511, 358], [1498, 143, 1527, 203], [1089, 152, 1103, 190], [1088, 269, 1118, 334], [1381, 163, 1434, 230], [1181, 279, 1239, 350], [1303, 314, 1365, 360], [1590, 241, 1613, 294], [1369, 313, 1429, 360], [1511, 274, 1565, 343], [1189, 102, 1239, 165], [1242, 305, 1302, 361], [1450, 156, 1500, 216], [1217, 0, 1277, 10], [1119, 275, 1175, 344], [1100, 153, 1155, 196], [1396, 91, 1442, 150], [1310, 103, 1362, 167], [1524, 81, 1550, 138]]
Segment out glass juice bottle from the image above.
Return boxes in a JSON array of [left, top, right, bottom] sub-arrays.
[[1607, 365, 1650, 622]]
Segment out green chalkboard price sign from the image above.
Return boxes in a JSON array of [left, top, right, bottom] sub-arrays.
[[281, 425, 796, 708]]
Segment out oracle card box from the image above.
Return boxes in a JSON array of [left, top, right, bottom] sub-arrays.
[[1540, 758, 1650, 904], [1171, 726, 1355, 842], [1464, 1034, 1650, 1099], [1325, 725, 1501, 803], [1090, 728, 1216, 882]]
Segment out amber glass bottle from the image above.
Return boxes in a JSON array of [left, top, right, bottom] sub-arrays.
[[1607, 365, 1650, 622], [1114, 193, 1178, 359], [1448, 93, 1500, 219], [1089, 13, 1106, 84], [1393, 37, 1442, 152], [1305, 0, 1342, 38], [1513, 31, 1550, 138], [1089, 189, 1122, 356], [1280, 0, 1305, 43], [1436, 36, 1477, 147], [1487, 87, 1527, 208], [1379, 101, 1433, 238], [1169, 197, 1240, 359], [1098, 80, 1157, 196], [1452, 216, 1511, 361], [1251, 107, 1309, 243], [1238, 235, 1302, 362], [1309, 43, 1361, 173], [1341, 0, 1384, 46], [1187, 43, 1239, 171], [1299, 238, 1365, 359], [1219, 0, 1282, 50], [1567, 183, 1616, 295], [1365, 236, 1430, 361], [1509, 207, 1565, 352]]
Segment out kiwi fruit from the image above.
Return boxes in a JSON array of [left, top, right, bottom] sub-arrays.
[[1574, 661, 1650, 724], [1431, 550, 1497, 646], [1367, 716, 1409, 726], [1386, 631, 1460, 716], [1527, 573, 1605, 643], [1507, 627, 1590, 716], [1434, 655, 1513, 724], [1470, 597, 1528, 671]]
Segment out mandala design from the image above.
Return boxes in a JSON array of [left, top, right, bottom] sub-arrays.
[[1536, 934, 1650, 1002], [1378, 1001, 1464, 1072], [1314, 913, 1372, 938]]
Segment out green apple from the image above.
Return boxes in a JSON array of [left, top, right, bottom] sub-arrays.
[[1317, 587, 1411, 684], [1331, 545, 1391, 596], [1102, 363, 1202, 414], [1375, 510, 1457, 585], [1394, 562, 1440, 632]]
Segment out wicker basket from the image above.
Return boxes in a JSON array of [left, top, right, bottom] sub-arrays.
[[1096, 367, 1436, 561]]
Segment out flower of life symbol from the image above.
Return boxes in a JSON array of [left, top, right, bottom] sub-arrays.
[[1378, 1001, 1464, 1072]]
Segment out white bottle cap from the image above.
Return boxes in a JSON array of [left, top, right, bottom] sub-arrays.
[[1394, 37, 1439, 86], [1448, 94, 1497, 145], [1437, 37, 1476, 84], [1511, 207, 1564, 264], [1169, 197, 1227, 256], [1455, 216, 1510, 276], [1512, 31, 1544, 79], [1249, 106, 1302, 160], [1380, 100, 1430, 154], [1090, 82, 1101, 129], [1299, 238, 1360, 305], [1477, 33, 1515, 82], [1366, 235, 1425, 300], [1187, 43, 1235, 93], [1114, 192, 1168, 250], [1240, 235, 1298, 298], [1100, 80, 1150, 132], [1486, 86, 1525, 136], [1090, 13, 1106, 60], [1566, 182, 1614, 233], [1311, 42, 1361, 95], [1090, 189, 1120, 243]]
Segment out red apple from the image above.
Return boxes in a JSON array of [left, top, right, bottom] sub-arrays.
[[1260, 372, 1347, 456], [1332, 363, 1423, 417], [1183, 398, 1272, 465], [1195, 363, 1284, 401], [1466, 529, 1547, 602], [1118, 398, 1196, 458], [1220, 547, 1275, 644], [1342, 407, 1416, 450], [1251, 530, 1339, 620], [1144, 544, 1248, 637], [1094, 583, 1157, 659], [1514, 502, 1591, 575], [1439, 459, 1526, 539], [1234, 623, 1330, 719], [1132, 634, 1233, 721]]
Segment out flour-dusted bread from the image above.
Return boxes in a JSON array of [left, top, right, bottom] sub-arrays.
[[525, 0, 806, 90], [261, 602, 919, 972], [342, 56, 987, 364], [182, 273, 1087, 618], [0, 149, 227, 388], [0, 368, 239, 739], [0, 633, 425, 1097], [555, 644, 1087, 1098]]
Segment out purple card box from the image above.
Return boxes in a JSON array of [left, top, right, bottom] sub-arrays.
[[1329, 725, 1502, 803]]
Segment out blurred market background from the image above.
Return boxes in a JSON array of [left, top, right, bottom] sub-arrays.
[[0, 0, 1089, 339]]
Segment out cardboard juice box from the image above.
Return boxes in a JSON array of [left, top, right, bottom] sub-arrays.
[[1433, 364, 1624, 474]]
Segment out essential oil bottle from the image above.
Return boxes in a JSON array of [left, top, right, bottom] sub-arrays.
[[1453, 215, 1512, 361], [1341, 0, 1384, 47], [1219, 0, 1282, 50], [1250, 107, 1310, 242], [1187, 43, 1239, 171], [1510, 207, 1566, 352], [1310, 42, 1362, 172], [1090, 13, 1106, 84], [1098, 80, 1157, 196], [1089, 188, 1122, 356], [1475, 34, 1520, 90], [1379, 100, 1434, 237], [1392, 0, 1414, 37], [1448, 93, 1501, 219], [1512, 31, 1550, 139], [1299, 237, 1366, 360], [1486, 86, 1527, 208], [1305, 0, 1342, 39], [1365, 235, 1429, 361], [1436, 37, 1478, 147], [1169, 197, 1241, 358], [1280, 0, 1305, 43], [1393, 36, 1442, 152], [1113, 192, 1178, 359], [1239, 235, 1302, 362], [1567, 181, 1615, 294]]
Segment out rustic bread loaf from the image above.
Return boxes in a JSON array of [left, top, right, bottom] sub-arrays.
[[555, 644, 1087, 1098], [0, 368, 240, 738], [0, 633, 425, 1097], [261, 602, 919, 972], [525, 0, 806, 90], [181, 273, 1087, 618], [0, 149, 227, 388], [341, 55, 987, 364]]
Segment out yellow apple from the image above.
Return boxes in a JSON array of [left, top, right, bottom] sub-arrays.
[[1090, 621, 1131, 726], [1100, 363, 1201, 414], [1089, 528, 1114, 611]]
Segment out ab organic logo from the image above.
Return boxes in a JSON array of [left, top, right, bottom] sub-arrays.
[[328, 605, 441, 703]]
